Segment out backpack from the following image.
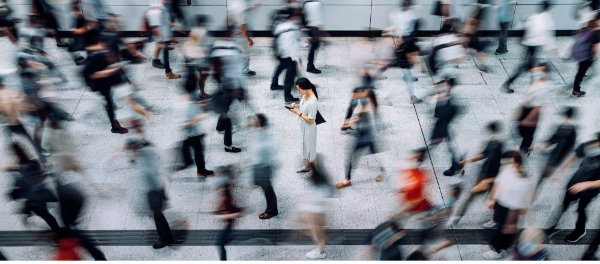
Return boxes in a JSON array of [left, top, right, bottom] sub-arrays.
[[571, 28, 595, 62]]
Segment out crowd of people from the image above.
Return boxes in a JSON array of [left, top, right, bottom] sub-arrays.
[[0, 0, 599, 261]]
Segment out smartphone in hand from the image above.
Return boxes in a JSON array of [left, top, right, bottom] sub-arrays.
[[285, 106, 293, 110]]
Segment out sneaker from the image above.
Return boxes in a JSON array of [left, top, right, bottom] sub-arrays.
[[482, 220, 498, 229], [374, 175, 383, 182], [571, 91, 586, 97], [340, 127, 354, 135], [410, 96, 423, 104], [152, 59, 165, 69], [297, 165, 311, 173], [152, 240, 171, 249], [259, 211, 278, 220], [494, 49, 508, 55], [482, 249, 505, 260], [166, 71, 181, 79], [305, 248, 327, 260], [335, 180, 352, 189], [501, 84, 514, 94], [245, 70, 256, 76], [565, 230, 587, 243], [197, 170, 215, 177], [478, 65, 490, 73], [224, 146, 242, 153], [111, 126, 129, 134]]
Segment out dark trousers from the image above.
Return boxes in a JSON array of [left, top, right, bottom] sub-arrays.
[[307, 26, 320, 68], [518, 125, 536, 153], [163, 41, 172, 73], [490, 202, 516, 252], [7, 123, 43, 158], [573, 59, 594, 92], [582, 228, 600, 259], [346, 142, 379, 181], [97, 86, 117, 124], [379, 242, 403, 260], [67, 229, 107, 260], [553, 191, 596, 234], [181, 135, 206, 173], [259, 183, 278, 214], [505, 45, 538, 87], [497, 22, 509, 52], [26, 204, 60, 231], [154, 211, 174, 243], [218, 115, 233, 147], [273, 57, 297, 101], [217, 219, 234, 261]]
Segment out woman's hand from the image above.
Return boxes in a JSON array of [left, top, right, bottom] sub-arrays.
[[290, 103, 299, 108], [288, 108, 300, 116], [486, 199, 495, 209]]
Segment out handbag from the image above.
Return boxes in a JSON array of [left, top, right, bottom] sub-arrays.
[[315, 111, 326, 125]]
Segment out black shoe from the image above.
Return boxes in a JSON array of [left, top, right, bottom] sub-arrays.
[[565, 230, 587, 243], [111, 126, 129, 134], [224, 146, 242, 153], [572, 91, 586, 97], [152, 59, 165, 69], [152, 240, 171, 249], [245, 70, 256, 76], [56, 42, 69, 48], [197, 170, 215, 177], [501, 84, 514, 94], [74, 56, 86, 65], [270, 84, 285, 90], [306, 66, 322, 74], [259, 211, 278, 220], [494, 49, 508, 55]]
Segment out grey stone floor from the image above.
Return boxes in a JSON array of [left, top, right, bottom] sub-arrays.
[[0, 36, 599, 260]]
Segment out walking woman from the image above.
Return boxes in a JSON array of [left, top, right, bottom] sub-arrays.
[[287, 78, 318, 174], [483, 151, 535, 259]]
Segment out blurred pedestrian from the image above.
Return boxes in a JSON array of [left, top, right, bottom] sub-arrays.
[[228, 0, 256, 76], [213, 165, 243, 261], [31, 0, 67, 47], [302, 0, 324, 74], [483, 151, 534, 259], [248, 114, 279, 219], [571, 13, 600, 97], [183, 15, 213, 98], [287, 78, 319, 174], [462, 0, 490, 72], [125, 136, 176, 249], [546, 132, 600, 243], [335, 104, 385, 189], [501, 0, 555, 93], [515, 63, 550, 156], [510, 228, 548, 260], [448, 121, 505, 227], [270, 7, 301, 103], [395, 148, 432, 214], [494, 0, 513, 55], [146, 0, 181, 79], [173, 93, 214, 177], [364, 219, 406, 260]]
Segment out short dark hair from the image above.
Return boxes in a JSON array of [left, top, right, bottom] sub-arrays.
[[256, 113, 268, 127], [486, 121, 501, 133], [195, 14, 210, 27], [562, 106, 576, 119], [540, 0, 551, 12], [502, 150, 523, 166], [402, 0, 412, 8]]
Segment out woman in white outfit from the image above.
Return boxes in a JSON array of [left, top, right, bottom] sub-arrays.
[[287, 77, 318, 173]]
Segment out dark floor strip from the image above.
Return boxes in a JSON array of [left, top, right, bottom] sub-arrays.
[[0, 229, 595, 247]]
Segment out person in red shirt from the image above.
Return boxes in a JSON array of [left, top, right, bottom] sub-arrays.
[[397, 148, 431, 214]]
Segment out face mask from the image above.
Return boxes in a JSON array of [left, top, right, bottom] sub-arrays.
[[518, 240, 539, 256]]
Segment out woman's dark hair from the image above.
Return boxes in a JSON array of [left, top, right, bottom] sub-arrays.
[[562, 106, 576, 119], [502, 150, 523, 166], [256, 113, 268, 127], [295, 77, 318, 99], [11, 143, 32, 164]]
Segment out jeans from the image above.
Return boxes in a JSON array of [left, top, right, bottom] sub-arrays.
[[181, 135, 207, 173], [573, 59, 594, 93], [497, 22, 509, 52], [307, 27, 321, 68]]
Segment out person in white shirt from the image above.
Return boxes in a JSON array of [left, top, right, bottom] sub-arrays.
[[388, 0, 417, 42], [271, 8, 301, 103], [483, 151, 534, 259], [146, 1, 181, 79], [502, 1, 555, 93], [227, 0, 256, 76], [303, 0, 323, 73]]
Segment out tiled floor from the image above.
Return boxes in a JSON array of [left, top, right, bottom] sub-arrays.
[[0, 36, 599, 260]]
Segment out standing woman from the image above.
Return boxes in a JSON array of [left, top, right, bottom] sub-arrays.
[[288, 78, 318, 174]]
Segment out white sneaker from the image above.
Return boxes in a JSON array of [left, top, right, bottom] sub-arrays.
[[446, 216, 460, 228], [482, 220, 497, 229], [482, 249, 505, 260], [306, 248, 327, 260]]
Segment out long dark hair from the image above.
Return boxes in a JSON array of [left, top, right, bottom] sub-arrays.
[[295, 77, 318, 99]]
